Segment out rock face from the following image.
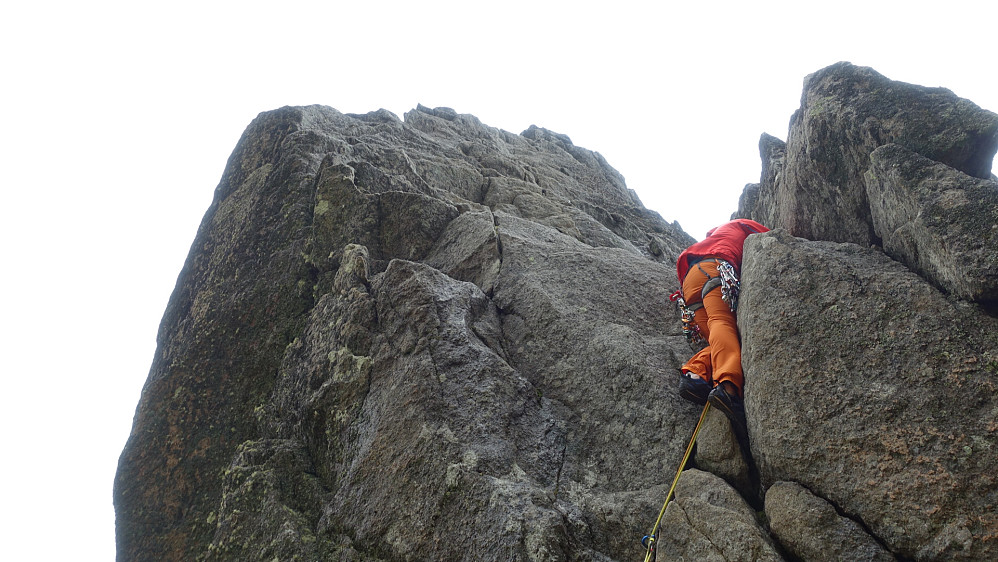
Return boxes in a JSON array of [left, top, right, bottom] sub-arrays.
[[733, 63, 998, 561], [741, 230, 998, 560], [866, 143, 998, 302], [737, 62, 998, 249], [115, 104, 699, 561], [117, 63, 998, 562]]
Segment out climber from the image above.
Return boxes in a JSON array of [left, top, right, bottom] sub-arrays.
[[671, 218, 769, 429]]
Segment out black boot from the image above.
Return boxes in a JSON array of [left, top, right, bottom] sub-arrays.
[[708, 383, 747, 437], [679, 373, 711, 405]]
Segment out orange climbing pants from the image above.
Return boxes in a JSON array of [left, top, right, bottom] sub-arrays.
[[680, 259, 744, 395]]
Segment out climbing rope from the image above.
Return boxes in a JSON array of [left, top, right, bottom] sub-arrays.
[[641, 401, 711, 562]]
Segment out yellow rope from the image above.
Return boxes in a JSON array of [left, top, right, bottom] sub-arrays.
[[642, 402, 711, 562]]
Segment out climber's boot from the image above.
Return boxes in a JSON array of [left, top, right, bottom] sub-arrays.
[[679, 373, 711, 405], [708, 383, 747, 437]]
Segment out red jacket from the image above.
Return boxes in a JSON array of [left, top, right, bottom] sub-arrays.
[[677, 219, 769, 282]]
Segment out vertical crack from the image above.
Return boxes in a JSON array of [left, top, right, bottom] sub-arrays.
[[794, 481, 905, 560], [491, 209, 503, 284], [553, 439, 568, 501]]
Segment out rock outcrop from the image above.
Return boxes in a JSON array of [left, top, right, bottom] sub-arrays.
[[737, 62, 998, 250], [115, 103, 701, 561], [731, 62, 998, 561], [117, 63, 998, 561]]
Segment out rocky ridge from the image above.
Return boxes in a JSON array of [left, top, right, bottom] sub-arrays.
[[116, 63, 998, 561]]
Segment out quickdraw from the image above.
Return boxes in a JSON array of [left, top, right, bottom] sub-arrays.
[[668, 290, 703, 349], [716, 259, 740, 312]]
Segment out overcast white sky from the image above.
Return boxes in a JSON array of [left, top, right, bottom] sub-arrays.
[[2, 1, 996, 559]]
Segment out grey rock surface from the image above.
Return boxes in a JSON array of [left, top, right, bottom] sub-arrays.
[[735, 133, 786, 227], [765, 480, 895, 562], [737, 62, 998, 246], [654, 469, 782, 562], [740, 229, 998, 561], [115, 103, 702, 561], [692, 409, 753, 499], [867, 143, 998, 302]]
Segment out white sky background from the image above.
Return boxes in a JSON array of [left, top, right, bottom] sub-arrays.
[[2, 1, 996, 559]]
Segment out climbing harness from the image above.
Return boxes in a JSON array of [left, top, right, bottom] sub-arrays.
[[640, 401, 711, 562], [670, 259, 741, 345], [668, 291, 703, 349]]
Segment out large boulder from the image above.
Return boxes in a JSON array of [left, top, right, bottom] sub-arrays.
[[113, 108, 325, 561], [740, 229, 998, 561]]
